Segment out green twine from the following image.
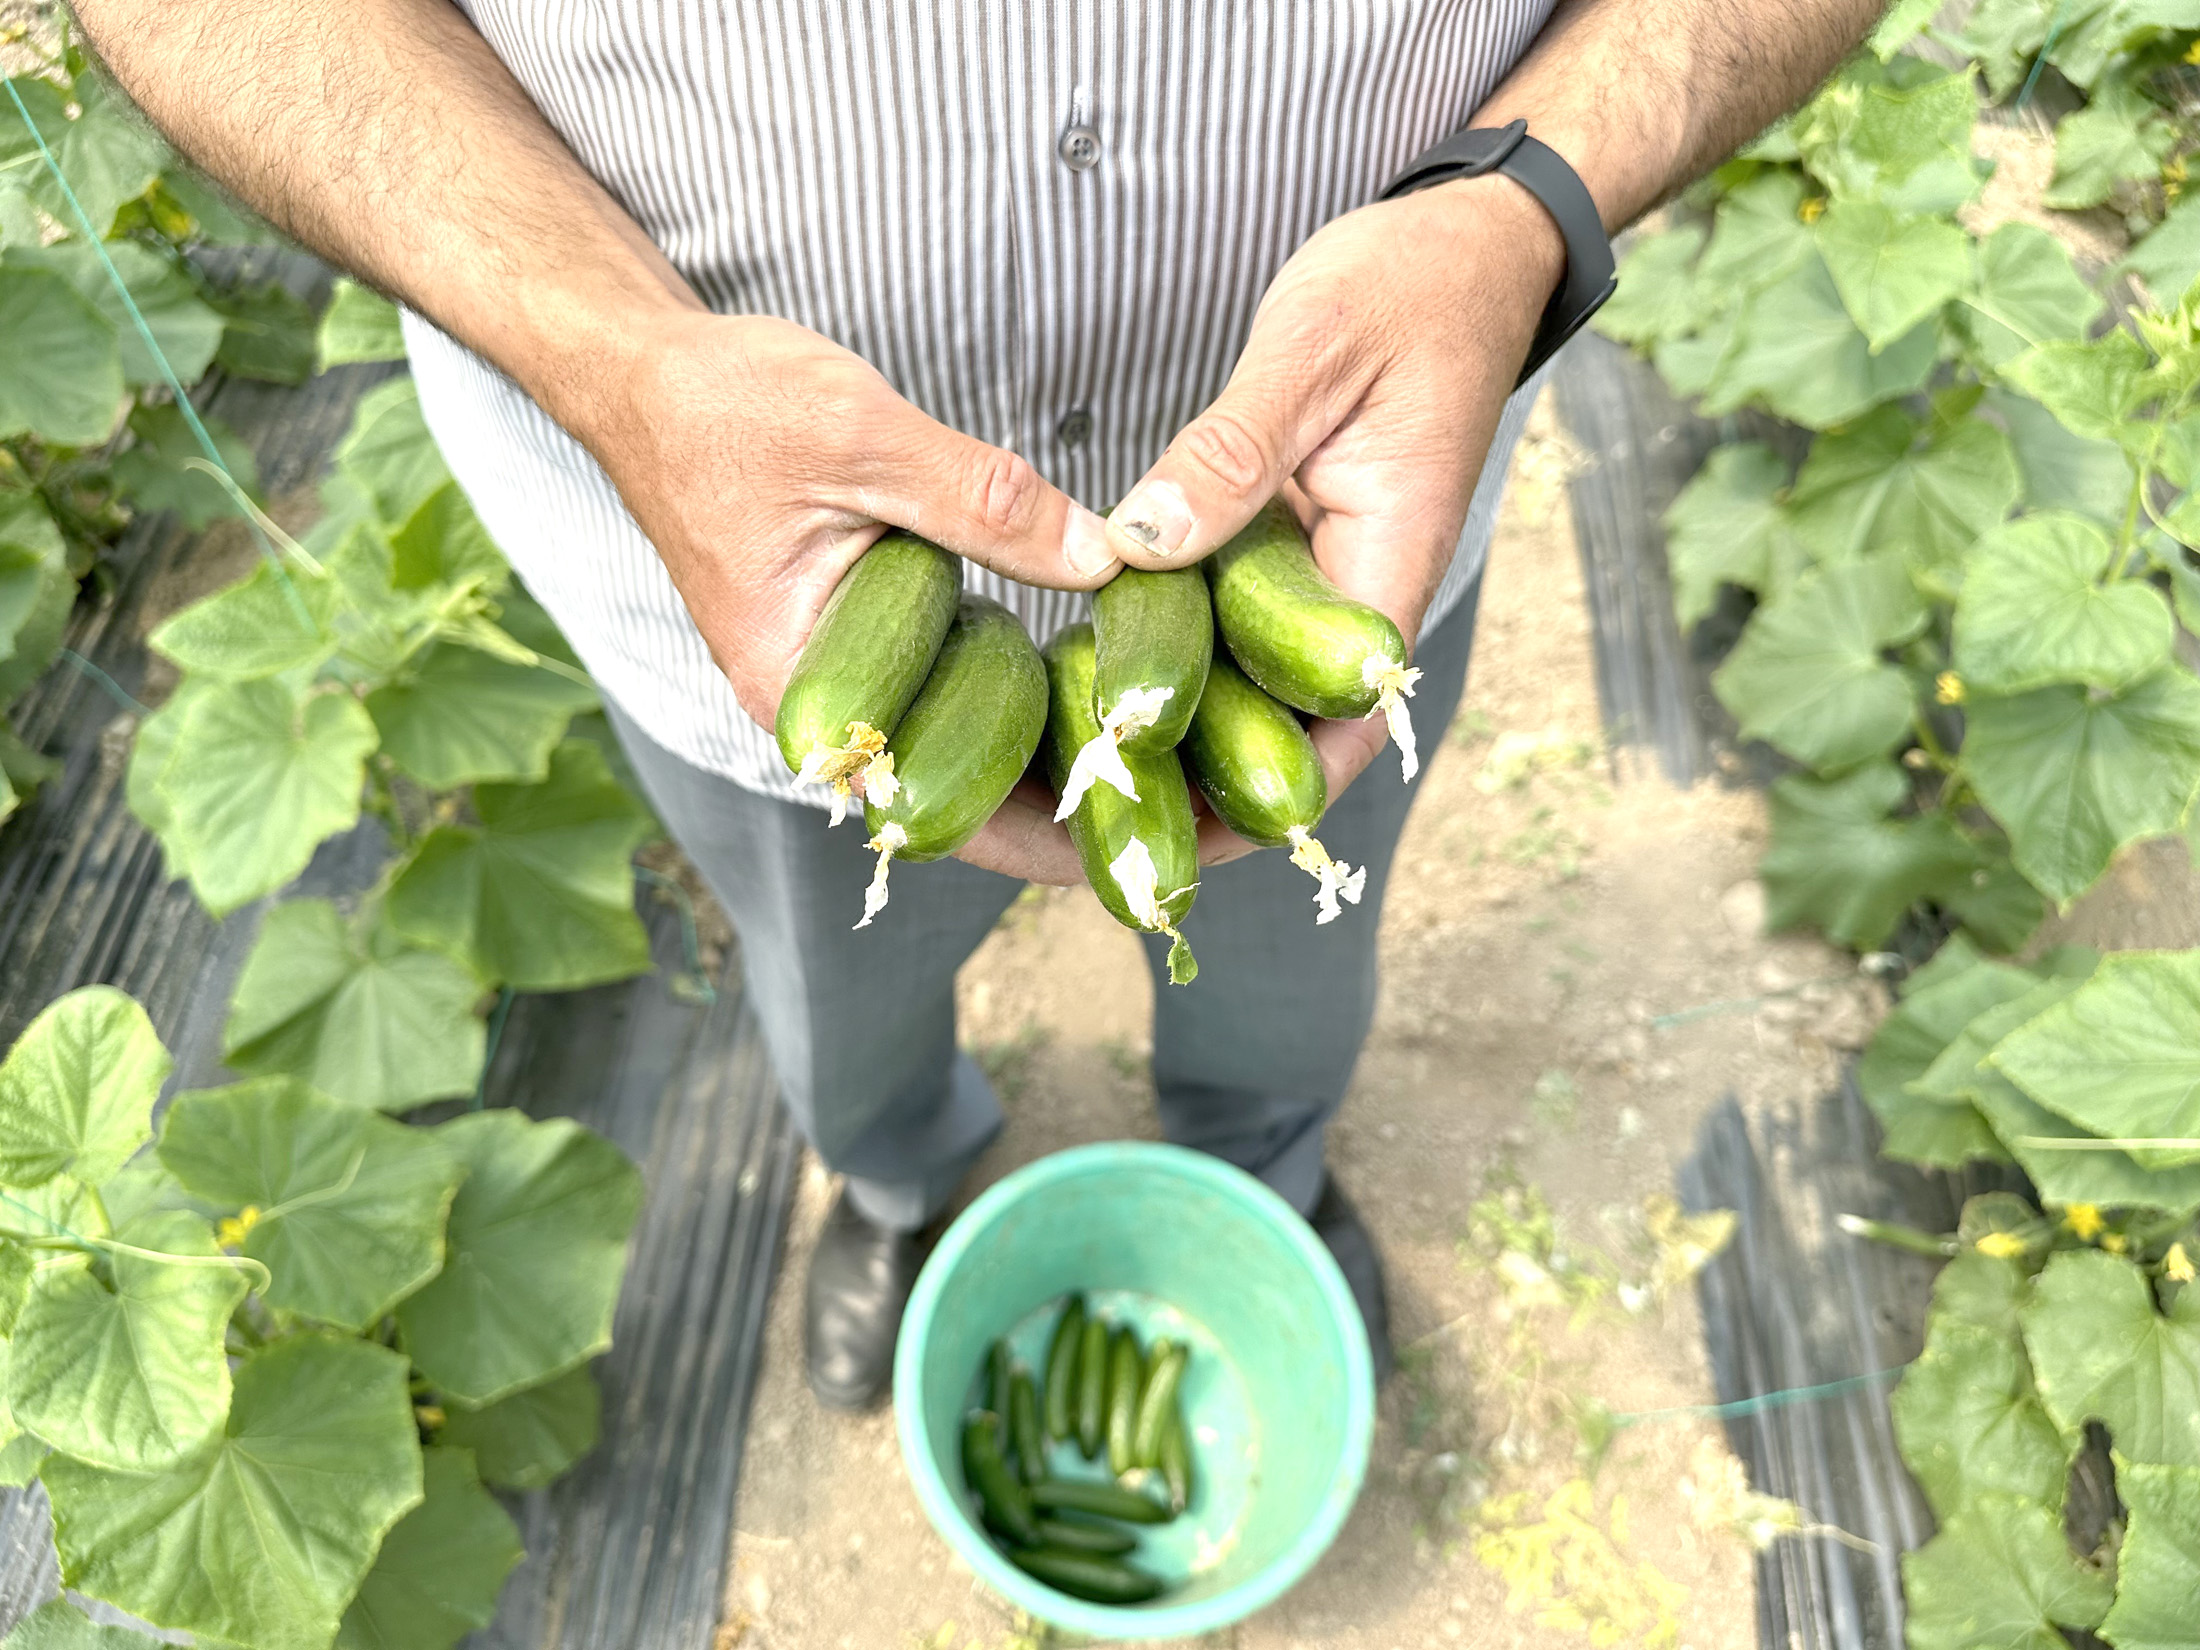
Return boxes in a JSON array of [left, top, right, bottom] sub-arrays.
[[472, 986, 516, 1111], [634, 863, 718, 1004], [1608, 1365, 1908, 1430], [2016, 0, 2072, 109], [0, 1186, 93, 1247], [58, 647, 150, 716]]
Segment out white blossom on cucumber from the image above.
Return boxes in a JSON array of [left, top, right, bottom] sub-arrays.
[[1108, 837, 1200, 982], [854, 821, 908, 929], [1286, 826, 1366, 925], [1052, 685, 1173, 820], [795, 721, 893, 825], [1360, 655, 1423, 782]]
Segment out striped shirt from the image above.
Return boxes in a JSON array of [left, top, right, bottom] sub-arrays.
[[406, 0, 1556, 806]]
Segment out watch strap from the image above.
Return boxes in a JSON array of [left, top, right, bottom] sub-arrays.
[[1378, 119, 1618, 388]]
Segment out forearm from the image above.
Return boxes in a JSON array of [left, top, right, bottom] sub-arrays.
[[1472, 0, 1883, 230], [69, 0, 700, 440]]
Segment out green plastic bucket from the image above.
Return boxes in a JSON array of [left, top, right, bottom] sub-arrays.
[[893, 1141, 1375, 1638]]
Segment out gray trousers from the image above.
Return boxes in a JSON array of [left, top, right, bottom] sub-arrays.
[[604, 581, 1480, 1232]]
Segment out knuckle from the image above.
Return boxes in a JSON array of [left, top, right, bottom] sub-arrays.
[[966, 449, 1045, 539], [1176, 409, 1275, 495]]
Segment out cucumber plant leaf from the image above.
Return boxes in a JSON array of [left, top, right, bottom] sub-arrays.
[[147, 554, 331, 681], [1815, 200, 1970, 350], [395, 1109, 642, 1405], [1758, 762, 1979, 950], [1785, 406, 2021, 591], [1595, 224, 1707, 348], [153, 679, 379, 916], [388, 479, 507, 595], [1704, 252, 1937, 428], [1661, 443, 1803, 629], [2097, 1458, 2200, 1650], [158, 1077, 467, 1330], [211, 279, 319, 386], [386, 739, 653, 991], [43, 1334, 423, 1650], [7, 1211, 244, 1473], [0, 1600, 164, 1650], [2120, 193, 2200, 309], [2001, 331, 2153, 445], [1953, 514, 2172, 695], [6, 239, 223, 387], [336, 377, 451, 526], [2021, 1247, 2200, 1466], [0, 74, 167, 239], [0, 985, 168, 1189], [335, 1446, 522, 1650], [1959, 668, 2200, 906], [436, 1363, 600, 1490], [1797, 60, 1979, 214], [1712, 554, 1926, 772], [367, 644, 597, 790], [1963, 224, 2104, 370], [1859, 953, 2039, 1161], [1892, 1318, 2069, 1519], [222, 899, 485, 1111], [1991, 951, 2200, 1171], [1936, 845, 2045, 956], [0, 265, 122, 446], [1695, 169, 1816, 298], [1971, 1067, 2200, 1214], [1987, 389, 2134, 526], [317, 277, 408, 370], [1899, 1494, 2113, 1650], [2044, 71, 2176, 211], [107, 404, 264, 532]]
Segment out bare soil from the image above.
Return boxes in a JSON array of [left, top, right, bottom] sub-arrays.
[[723, 399, 1892, 1650]]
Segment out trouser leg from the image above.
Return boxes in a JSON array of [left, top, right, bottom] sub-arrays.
[[602, 703, 1024, 1232], [1137, 580, 1483, 1216]]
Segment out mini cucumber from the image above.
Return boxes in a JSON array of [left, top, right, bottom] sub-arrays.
[[1044, 1294, 1086, 1442], [1032, 1515, 1138, 1557], [963, 1412, 1039, 1546], [1158, 1408, 1194, 1515], [1130, 1339, 1186, 1471], [856, 593, 1047, 927], [1010, 1370, 1048, 1486], [1007, 1546, 1165, 1605], [1031, 1477, 1173, 1524], [1182, 654, 1367, 925], [1053, 567, 1214, 812], [1043, 623, 1200, 984], [776, 532, 960, 815], [1105, 1327, 1143, 1479], [986, 1338, 1014, 1424], [1205, 498, 1424, 779], [1076, 1315, 1109, 1460]]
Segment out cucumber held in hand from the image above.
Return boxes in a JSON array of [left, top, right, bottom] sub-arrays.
[[1055, 567, 1213, 816], [1043, 623, 1200, 984], [1205, 498, 1424, 780], [856, 593, 1047, 928], [1183, 653, 1367, 925], [776, 531, 961, 821]]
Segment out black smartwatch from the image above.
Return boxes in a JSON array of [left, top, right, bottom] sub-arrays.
[[1378, 119, 1617, 388]]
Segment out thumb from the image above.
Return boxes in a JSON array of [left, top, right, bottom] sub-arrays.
[[864, 406, 1117, 591]]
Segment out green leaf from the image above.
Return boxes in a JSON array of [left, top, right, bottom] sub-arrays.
[[4, 239, 223, 386], [335, 1446, 522, 1650], [1960, 0, 2054, 97], [154, 679, 378, 916], [388, 479, 507, 594], [1816, 201, 1970, 351], [1893, 1302, 2069, 1518], [368, 644, 596, 790], [1798, 61, 1980, 213], [1900, 1494, 2113, 1650], [0, 1600, 164, 1650], [1867, 0, 1942, 57], [0, 1431, 45, 1487], [1713, 555, 1926, 772], [2098, 1458, 2200, 1650], [2002, 331, 2153, 444], [1963, 224, 2106, 370], [0, 1237, 30, 1333], [147, 551, 330, 680], [45, 1334, 423, 1650], [0, 75, 167, 239], [1961, 669, 2200, 905], [1971, 1066, 2200, 1214], [1759, 762, 1978, 950], [211, 279, 318, 385], [158, 1075, 466, 1329], [337, 377, 450, 526], [0, 264, 122, 446], [123, 678, 206, 879], [1860, 953, 2041, 1159], [386, 739, 653, 991], [8, 1210, 245, 1472], [1697, 170, 1817, 298], [1594, 224, 1708, 348], [436, 1363, 600, 1490], [155, 167, 281, 247], [2044, 73, 2176, 211], [2021, 1247, 2200, 1465], [1938, 845, 2046, 956], [223, 899, 486, 1110], [320, 520, 449, 679], [1662, 444, 1803, 629], [1987, 388, 2133, 525], [1652, 302, 1741, 399], [1953, 514, 2172, 695], [107, 404, 264, 532], [1786, 407, 2023, 597], [0, 498, 71, 707], [1708, 252, 1938, 428], [0, 985, 168, 1188], [1992, 951, 2200, 1171], [2120, 193, 2200, 309], [317, 277, 408, 369], [395, 1108, 642, 1405]]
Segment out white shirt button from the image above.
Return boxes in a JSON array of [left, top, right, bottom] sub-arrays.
[[1057, 125, 1102, 172]]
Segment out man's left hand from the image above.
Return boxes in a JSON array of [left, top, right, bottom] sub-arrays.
[[1103, 176, 1565, 863]]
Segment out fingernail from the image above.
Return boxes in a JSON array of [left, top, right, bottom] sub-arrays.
[[1110, 482, 1193, 558], [1062, 507, 1117, 580]]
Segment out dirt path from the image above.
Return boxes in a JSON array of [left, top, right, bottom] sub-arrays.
[[724, 398, 1886, 1650]]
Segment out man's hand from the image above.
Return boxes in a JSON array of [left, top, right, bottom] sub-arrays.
[[572, 310, 1110, 885], [1103, 178, 1564, 862]]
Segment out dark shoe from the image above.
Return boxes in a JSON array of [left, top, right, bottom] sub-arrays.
[[1309, 1175, 1397, 1386], [804, 1186, 927, 1412]]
